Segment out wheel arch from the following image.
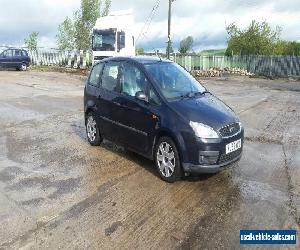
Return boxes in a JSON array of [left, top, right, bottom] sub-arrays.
[[152, 129, 186, 162]]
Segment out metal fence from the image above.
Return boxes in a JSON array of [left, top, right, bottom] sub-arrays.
[[0, 46, 92, 69], [28, 50, 92, 69], [172, 54, 300, 77], [2, 45, 300, 76]]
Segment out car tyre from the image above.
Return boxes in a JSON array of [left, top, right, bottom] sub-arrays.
[[19, 63, 27, 71], [154, 136, 182, 182], [86, 112, 102, 146]]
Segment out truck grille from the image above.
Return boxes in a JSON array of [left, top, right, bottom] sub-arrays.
[[94, 56, 108, 61], [219, 148, 242, 164], [218, 122, 240, 137]]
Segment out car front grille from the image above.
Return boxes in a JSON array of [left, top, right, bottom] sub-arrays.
[[218, 122, 240, 137], [219, 148, 242, 164]]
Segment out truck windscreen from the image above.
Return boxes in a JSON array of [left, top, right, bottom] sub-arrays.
[[93, 30, 116, 51]]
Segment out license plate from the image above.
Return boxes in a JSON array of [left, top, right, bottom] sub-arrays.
[[226, 139, 241, 154]]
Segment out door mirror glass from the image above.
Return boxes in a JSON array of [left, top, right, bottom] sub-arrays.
[[135, 91, 148, 102]]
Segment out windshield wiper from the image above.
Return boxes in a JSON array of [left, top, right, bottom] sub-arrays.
[[193, 90, 210, 96], [179, 92, 196, 99]]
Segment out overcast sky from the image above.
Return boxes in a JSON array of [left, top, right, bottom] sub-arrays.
[[0, 0, 299, 51]]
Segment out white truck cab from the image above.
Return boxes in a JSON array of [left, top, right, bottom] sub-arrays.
[[92, 10, 135, 63]]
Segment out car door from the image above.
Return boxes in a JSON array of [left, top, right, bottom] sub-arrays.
[[12, 49, 22, 68], [94, 61, 123, 142], [0, 49, 13, 68], [84, 62, 104, 120], [116, 61, 159, 153], [0, 50, 5, 67]]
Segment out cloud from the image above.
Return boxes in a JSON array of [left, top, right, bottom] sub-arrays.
[[0, 0, 299, 51]]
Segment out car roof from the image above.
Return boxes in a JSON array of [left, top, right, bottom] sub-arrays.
[[100, 56, 172, 65], [3, 48, 27, 51]]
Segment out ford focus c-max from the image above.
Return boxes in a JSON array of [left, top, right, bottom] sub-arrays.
[[84, 56, 244, 182]]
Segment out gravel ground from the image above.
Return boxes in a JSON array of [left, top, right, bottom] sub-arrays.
[[0, 71, 299, 249]]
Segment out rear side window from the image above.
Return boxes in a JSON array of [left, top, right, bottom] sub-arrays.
[[89, 63, 103, 87], [21, 50, 28, 57], [101, 62, 119, 92], [3, 50, 13, 57]]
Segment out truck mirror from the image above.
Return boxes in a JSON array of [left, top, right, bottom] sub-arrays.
[[117, 32, 121, 52], [117, 31, 125, 52]]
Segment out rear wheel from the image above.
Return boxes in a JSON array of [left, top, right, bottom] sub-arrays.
[[86, 113, 102, 146], [154, 136, 182, 182], [19, 63, 27, 71]]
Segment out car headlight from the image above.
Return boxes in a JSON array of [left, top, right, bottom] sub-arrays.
[[189, 121, 219, 139]]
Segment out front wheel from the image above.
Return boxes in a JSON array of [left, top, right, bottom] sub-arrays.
[[154, 136, 182, 182], [86, 113, 102, 146]]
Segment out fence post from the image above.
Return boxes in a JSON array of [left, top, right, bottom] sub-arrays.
[[82, 50, 87, 69], [67, 51, 72, 68], [270, 56, 273, 77]]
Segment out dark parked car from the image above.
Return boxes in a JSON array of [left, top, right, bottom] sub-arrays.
[[0, 48, 30, 71], [84, 56, 244, 182]]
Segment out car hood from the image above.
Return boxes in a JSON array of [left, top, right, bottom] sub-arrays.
[[168, 93, 239, 130]]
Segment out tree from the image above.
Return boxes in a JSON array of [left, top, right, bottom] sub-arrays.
[[136, 47, 144, 55], [56, 17, 75, 50], [100, 0, 111, 16], [24, 32, 39, 50], [57, 0, 111, 50], [179, 36, 193, 54], [225, 20, 281, 56]]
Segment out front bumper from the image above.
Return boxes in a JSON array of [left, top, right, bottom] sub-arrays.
[[182, 152, 242, 173], [181, 129, 244, 174]]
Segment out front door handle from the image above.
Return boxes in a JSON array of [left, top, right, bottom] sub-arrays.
[[112, 101, 121, 106]]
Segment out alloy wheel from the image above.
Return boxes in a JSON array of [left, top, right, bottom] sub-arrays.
[[156, 142, 175, 177], [86, 115, 97, 142], [21, 64, 27, 71]]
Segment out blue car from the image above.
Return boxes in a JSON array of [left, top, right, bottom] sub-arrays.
[[84, 56, 244, 182], [0, 48, 30, 71]]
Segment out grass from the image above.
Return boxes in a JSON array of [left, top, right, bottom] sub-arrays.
[[30, 65, 89, 76]]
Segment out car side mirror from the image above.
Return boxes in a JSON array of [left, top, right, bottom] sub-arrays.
[[135, 91, 148, 102]]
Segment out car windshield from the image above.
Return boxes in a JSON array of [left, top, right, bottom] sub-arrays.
[[93, 29, 116, 51], [144, 62, 206, 100]]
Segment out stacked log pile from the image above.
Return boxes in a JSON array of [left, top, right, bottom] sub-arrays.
[[191, 67, 254, 77]]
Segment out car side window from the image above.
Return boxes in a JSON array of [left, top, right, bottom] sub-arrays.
[[120, 62, 147, 97], [21, 50, 28, 57], [89, 63, 103, 87], [149, 86, 161, 105], [14, 50, 21, 57], [101, 62, 120, 92], [3, 50, 13, 57]]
